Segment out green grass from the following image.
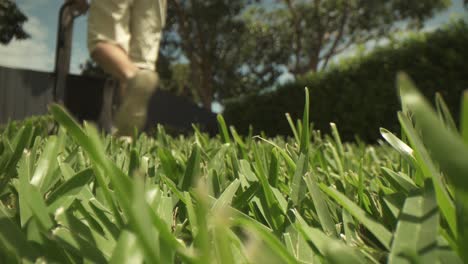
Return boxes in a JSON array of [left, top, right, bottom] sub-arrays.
[[0, 73, 466, 263]]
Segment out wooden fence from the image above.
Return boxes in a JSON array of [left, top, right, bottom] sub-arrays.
[[0, 66, 53, 124]]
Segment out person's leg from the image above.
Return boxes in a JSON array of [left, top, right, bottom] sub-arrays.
[[88, 0, 134, 83], [112, 0, 167, 135], [88, 0, 166, 135], [128, 0, 166, 70], [91, 42, 138, 83], [88, 0, 136, 133]]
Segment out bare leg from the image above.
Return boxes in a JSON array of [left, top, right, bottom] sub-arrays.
[[91, 42, 138, 83], [91, 41, 158, 136]]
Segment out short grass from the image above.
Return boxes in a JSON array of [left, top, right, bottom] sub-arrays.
[[0, 73, 466, 263]]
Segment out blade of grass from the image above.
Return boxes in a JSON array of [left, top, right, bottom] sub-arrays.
[[461, 91, 468, 145], [212, 179, 240, 212], [292, 209, 365, 263], [285, 113, 300, 144], [381, 167, 418, 194], [52, 227, 107, 263], [46, 168, 93, 205], [179, 144, 201, 191], [304, 172, 337, 237], [49, 105, 128, 226], [320, 184, 392, 249], [380, 128, 417, 166], [398, 112, 456, 236], [330, 123, 344, 158], [389, 180, 439, 264], [435, 92, 457, 133], [290, 153, 307, 207], [234, 217, 297, 264], [398, 73, 468, 256], [299, 88, 310, 155], [109, 230, 144, 264], [0, 121, 33, 191], [217, 115, 231, 144], [0, 204, 39, 261]]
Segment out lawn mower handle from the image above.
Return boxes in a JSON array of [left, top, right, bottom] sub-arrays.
[[53, 0, 86, 102]]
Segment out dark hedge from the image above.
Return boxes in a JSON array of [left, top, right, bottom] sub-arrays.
[[223, 21, 468, 142]]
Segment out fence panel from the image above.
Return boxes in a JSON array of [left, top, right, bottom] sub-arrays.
[[0, 66, 217, 133]]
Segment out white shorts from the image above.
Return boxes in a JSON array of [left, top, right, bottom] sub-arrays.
[[88, 0, 167, 70]]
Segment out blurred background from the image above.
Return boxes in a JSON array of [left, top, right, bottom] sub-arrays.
[[1, 0, 467, 141]]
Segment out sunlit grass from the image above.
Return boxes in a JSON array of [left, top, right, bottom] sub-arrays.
[[0, 73, 465, 263]]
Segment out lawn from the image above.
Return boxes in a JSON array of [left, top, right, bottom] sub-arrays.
[[0, 73, 466, 263]]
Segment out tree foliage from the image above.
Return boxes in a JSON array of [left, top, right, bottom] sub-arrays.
[[161, 0, 450, 108], [224, 21, 468, 142], [163, 0, 252, 109], [255, 0, 452, 75], [0, 0, 29, 45], [162, 0, 294, 109]]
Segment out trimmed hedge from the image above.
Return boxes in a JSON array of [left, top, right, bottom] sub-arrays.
[[223, 21, 468, 142]]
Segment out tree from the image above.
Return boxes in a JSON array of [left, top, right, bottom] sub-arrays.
[[255, 0, 451, 75], [163, 0, 248, 109], [163, 0, 292, 109], [163, 0, 291, 109], [0, 0, 29, 45]]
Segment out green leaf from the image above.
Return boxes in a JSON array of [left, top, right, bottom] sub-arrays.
[[398, 113, 456, 236], [180, 144, 201, 191], [128, 148, 140, 176], [292, 209, 365, 263], [381, 167, 418, 194], [24, 183, 53, 231], [290, 153, 307, 207], [88, 200, 120, 241], [212, 179, 240, 212], [435, 92, 458, 133], [389, 180, 439, 264], [31, 136, 61, 191], [255, 137, 296, 172], [461, 90, 468, 145], [299, 88, 310, 155], [380, 128, 417, 166], [304, 173, 337, 237], [320, 184, 392, 249], [398, 73, 468, 256], [330, 123, 344, 158], [230, 126, 248, 150], [285, 113, 300, 143], [157, 147, 181, 182], [0, 121, 33, 191], [18, 152, 33, 227], [232, 182, 260, 209], [50, 105, 129, 226], [161, 175, 186, 203], [46, 168, 93, 205], [0, 205, 39, 261], [55, 208, 114, 259], [109, 231, 144, 264], [268, 149, 279, 187], [217, 114, 231, 144], [235, 217, 297, 264], [213, 221, 235, 264], [53, 227, 108, 263], [128, 177, 161, 263]]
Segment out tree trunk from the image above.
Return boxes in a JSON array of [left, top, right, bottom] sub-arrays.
[[196, 59, 214, 110]]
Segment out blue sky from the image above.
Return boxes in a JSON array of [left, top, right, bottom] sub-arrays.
[[0, 0, 466, 74]]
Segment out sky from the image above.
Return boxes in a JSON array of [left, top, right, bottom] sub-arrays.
[[0, 0, 467, 75]]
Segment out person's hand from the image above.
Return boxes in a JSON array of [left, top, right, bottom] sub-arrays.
[[70, 0, 89, 15]]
